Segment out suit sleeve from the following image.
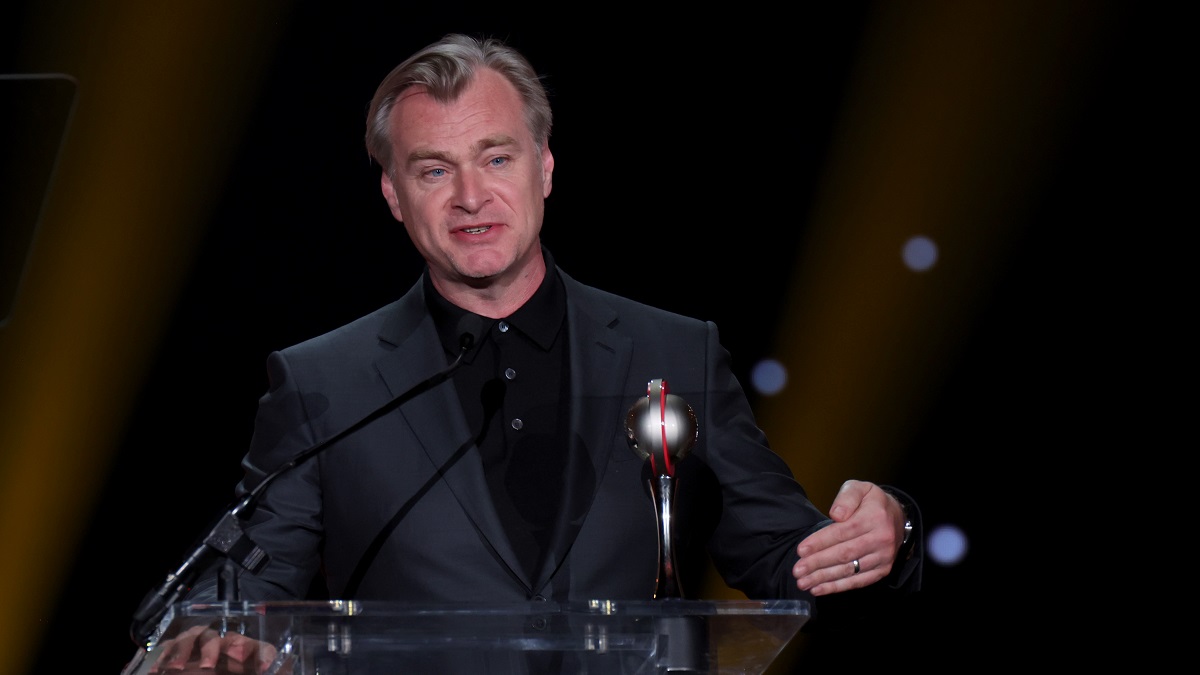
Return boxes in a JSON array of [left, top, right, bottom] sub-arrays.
[[692, 320, 829, 600], [694, 321, 923, 624]]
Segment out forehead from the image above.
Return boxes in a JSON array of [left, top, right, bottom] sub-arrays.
[[388, 68, 529, 152]]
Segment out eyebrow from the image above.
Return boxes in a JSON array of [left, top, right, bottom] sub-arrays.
[[405, 134, 520, 166]]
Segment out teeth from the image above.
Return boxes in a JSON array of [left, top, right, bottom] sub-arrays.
[[462, 226, 489, 234]]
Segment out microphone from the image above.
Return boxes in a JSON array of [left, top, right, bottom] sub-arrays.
[[129, 313, 486, 647]]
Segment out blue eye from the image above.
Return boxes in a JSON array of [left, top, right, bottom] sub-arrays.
[[429, 168, 446, 177], [490, 157, 507, 167]]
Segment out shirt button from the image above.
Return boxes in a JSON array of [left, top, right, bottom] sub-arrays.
[[498, 321, 510, 333], [504, 367, 517, 380], [511, 418, 524, 430]]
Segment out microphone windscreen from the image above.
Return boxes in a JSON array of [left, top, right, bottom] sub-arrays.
[[455, 313, 485, 351]]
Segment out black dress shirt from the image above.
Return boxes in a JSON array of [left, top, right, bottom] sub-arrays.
[[426, 251, 570, 582]]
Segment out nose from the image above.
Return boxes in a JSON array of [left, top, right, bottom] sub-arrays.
[[452, 167, 490, 213]]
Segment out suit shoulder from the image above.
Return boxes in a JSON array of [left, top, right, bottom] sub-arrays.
[[279, 298, 408, 361], [564, 273, 711, 332]]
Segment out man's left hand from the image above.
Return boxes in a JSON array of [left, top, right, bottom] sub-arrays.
[[792, 479, 905, 595]]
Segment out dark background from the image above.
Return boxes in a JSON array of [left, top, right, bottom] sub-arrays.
[[1, 1, 1179, 673]]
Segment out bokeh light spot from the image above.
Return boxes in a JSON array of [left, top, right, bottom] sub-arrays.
[[902, 235, 938, 271], [750, 358, 788, 396], [927, 523, 968, 566]]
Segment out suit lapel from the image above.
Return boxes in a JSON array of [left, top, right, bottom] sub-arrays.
[[372, 287, 531, 589], [534, 274, 634, 593]]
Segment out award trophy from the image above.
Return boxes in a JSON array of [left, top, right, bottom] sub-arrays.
[[624, 378, 698, 599]]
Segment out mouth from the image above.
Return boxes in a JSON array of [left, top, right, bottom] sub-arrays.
[[457, 225, 493, 235]]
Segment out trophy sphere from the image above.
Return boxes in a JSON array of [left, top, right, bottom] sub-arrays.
[[624, 379, 698, 465]]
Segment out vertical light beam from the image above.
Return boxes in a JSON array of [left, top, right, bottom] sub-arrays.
[[0, 3, 286, 675]]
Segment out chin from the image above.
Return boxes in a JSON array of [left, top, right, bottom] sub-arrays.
[[457, 250, 516, 277]]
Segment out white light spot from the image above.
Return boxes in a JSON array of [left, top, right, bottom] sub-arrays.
[[927, 523, 968, 566], [902, 235, 938, 272], [750, 359, 788, 396]]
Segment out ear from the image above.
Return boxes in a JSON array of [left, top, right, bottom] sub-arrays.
[[541, 145, 555, 198], [380, 170, 405, 222]]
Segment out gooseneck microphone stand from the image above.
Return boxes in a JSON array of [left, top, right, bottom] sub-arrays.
[[129, 322, 481, 647]]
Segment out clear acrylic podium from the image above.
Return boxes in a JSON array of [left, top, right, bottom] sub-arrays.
[[121, 598, 809, 674]]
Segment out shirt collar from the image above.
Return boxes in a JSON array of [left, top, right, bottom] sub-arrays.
[[426, 246, 565, 356]]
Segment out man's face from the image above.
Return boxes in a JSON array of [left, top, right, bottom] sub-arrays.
[[380, 68, 554, 291]]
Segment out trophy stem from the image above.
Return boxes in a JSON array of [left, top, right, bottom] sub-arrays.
[[651, 473, 683, 599]]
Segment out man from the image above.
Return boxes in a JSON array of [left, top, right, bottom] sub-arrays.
[[144, 32, 920, 673]]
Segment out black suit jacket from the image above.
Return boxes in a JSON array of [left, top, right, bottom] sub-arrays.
[[192, 264, 920, 613]]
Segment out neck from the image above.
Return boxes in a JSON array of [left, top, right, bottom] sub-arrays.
[[432, 253, 547, 319]]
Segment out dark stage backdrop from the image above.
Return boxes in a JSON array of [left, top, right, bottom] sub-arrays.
[[0, 2, 1177, 674]]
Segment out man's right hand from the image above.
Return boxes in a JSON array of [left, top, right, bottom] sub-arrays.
[[147, 624, 286, 674]]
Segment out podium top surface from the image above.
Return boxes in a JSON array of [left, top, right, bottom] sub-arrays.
[[176, 596, 809, 617], [124, 598, 810, 675]]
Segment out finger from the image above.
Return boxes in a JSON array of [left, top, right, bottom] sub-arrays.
[[196, 629, 224, 669], [828, 479, 870, 522], [225, 633, 281, 674], [793, 531, 859, 588], [793, 518, 888, 588], [801, 554, 889, 595], [223, 633, 268, 669], [793, 551, 854, 592], [257, 644, 282, 674], [795, 515, 858, 559], [152, 626, 203, 672]]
